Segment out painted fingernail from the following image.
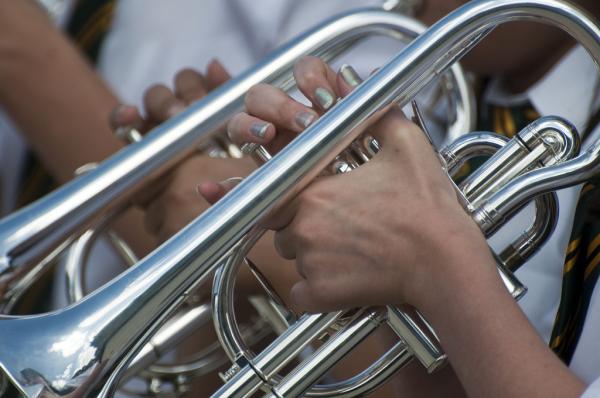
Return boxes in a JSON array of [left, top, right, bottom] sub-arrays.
[[220, 177, 243, 190], [250, 122, 269, 139], [315, 87, 334, 110], [340, 64, 362, 87], [295, 111, 316, 129]]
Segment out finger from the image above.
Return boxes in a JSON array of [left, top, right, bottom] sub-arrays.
[[227, 112, 276, 146], [206, 59, 231, 90], [291, 278, 365, 314], [143, 84, 186, 123], [273, 224, 297, 260], [293, 56, 339, 111], [196, 177, 242, 205], [143, 198, 164, 236], [245, 83, 318, 133], [370, 106, 423, 151], [174, 68, 208, 104], [336, 64, 363, 97], [261, 197, 299, 231], [109, 104, 143, 130]]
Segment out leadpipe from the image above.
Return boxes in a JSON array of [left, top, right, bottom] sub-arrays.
[[0, 1, 599, 396], [0, 9, 451, 300]]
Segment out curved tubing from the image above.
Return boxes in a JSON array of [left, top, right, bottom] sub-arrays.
[[1, 1, 600, 397], [0, 9, 473, 303]]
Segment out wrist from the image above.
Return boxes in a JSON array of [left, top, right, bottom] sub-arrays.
[[404, 210, 497, 314]]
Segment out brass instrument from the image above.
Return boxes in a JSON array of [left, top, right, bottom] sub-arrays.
[[1, 0, 600, 397], [28, 7, 476, 395]]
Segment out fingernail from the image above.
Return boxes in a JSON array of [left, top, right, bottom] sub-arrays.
[[315, 87, 334, 110], [295, 111, 316, 129], [340, 64, 362, 87], [250, 122, 269, 139], [168, 103, 186, 117], [221, 177, 243, 190], [196, 184, 204, 198]]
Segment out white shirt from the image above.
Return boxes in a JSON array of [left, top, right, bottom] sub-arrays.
[[486, 45, 600, 389], [98, 0, 409, 108]]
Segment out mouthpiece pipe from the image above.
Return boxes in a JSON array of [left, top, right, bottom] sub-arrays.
[[1, 1, 599, 396]]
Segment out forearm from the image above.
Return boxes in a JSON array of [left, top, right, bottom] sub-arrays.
[[416, 251, 585, 398], [417, 0, 572, 90], [0, 0, 122, 183], [0, 1, 155, 255]]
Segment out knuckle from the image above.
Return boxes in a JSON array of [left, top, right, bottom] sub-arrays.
[[144, 84, 168, 102], [244, 84, 270, 111], [163, 184, 195, 207], [277, 100, 298, 126], [295, 57, 325, 85], [299, 186, 328, 211], [290, 217, 317, 252], [306, 279, 331, 305], [175, 68, 202, 82]]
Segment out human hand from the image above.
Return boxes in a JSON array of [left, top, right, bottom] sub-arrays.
[[105, 60, 236, 236], [264, 106, 494, 313], [227, 56, 362, 154], [109, 59, 230, 135], [143, 155, 254, 243], [225, 56, 490, 313]]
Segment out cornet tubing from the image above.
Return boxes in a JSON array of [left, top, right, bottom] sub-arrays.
[[0, 9, 433, 280], [477, 139, 600, 229], [1, 1, 600, 397]]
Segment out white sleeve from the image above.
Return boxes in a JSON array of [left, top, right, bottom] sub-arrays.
[[582, 378, 600, 398]]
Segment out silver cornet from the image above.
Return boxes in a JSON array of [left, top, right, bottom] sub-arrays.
[[1, 0, 600, 397]]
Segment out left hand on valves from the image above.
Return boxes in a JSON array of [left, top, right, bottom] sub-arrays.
[[266, 107, 492, 314], [227, 57, 496, 314]]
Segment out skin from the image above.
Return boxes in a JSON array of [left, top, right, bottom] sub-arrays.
[[226, 56, 589, 397], [116, 65, 400, 396], [108, 1, 600, 394], [0, 0, 155, 256], [418, 0, 600, 92]]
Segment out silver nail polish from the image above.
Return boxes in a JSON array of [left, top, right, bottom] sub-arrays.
[[340, 64, 362, 87], [250, 122, 269, 138], [315, 87, 334, 110], [295, 111, 316, 129]]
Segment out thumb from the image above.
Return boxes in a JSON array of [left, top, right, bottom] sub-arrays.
[[206, 59, 231, 90], [368, 105, 423, 152]]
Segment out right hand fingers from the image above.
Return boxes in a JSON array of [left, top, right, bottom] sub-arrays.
[[174, 68, 208, 104], [293, 56, 339, 111], [227, 84, 318, 148], [109, 104, 143, 131], [227, 84, 317, 148], [142, 67, 217, 128], [245, 83, 319, 134], [143, 84, 186, 124], [206, 59, 231, 90]]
